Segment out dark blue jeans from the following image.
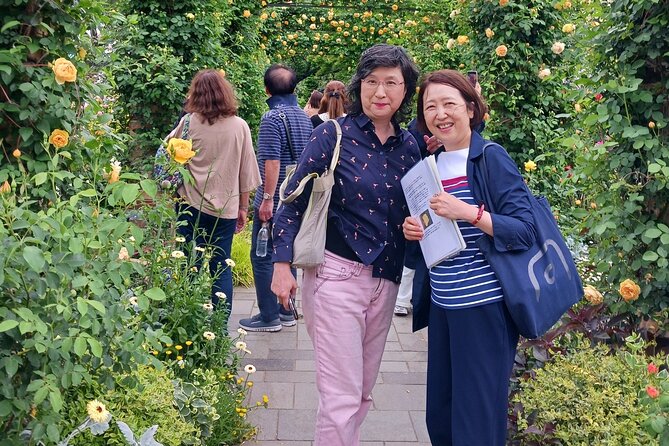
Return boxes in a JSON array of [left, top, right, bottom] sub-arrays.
[[250, 211, 295, 322], [176, 203, 235, 318]]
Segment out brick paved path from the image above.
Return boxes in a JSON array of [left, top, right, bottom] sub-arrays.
[[230, 286, 431, 446]]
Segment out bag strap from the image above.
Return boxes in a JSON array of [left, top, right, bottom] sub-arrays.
[[181, 113, 191, 139], [479, 142, 498, 214], [280, 119, 342, 204], [278, 111, 297, 162]]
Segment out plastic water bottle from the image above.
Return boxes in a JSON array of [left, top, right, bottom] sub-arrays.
[[256, 222, 269, 257]]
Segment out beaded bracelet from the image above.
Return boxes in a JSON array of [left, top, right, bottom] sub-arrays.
[[471, 203, 485, 225]]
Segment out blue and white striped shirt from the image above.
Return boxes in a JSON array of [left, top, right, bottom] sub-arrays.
[[253, 94, 313, 213], [431, 148, 503, 309]]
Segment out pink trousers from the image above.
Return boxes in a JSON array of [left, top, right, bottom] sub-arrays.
[[301, 250, 399, 446]]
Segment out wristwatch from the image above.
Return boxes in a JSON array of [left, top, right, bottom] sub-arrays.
[[262, 192, 272, 200]]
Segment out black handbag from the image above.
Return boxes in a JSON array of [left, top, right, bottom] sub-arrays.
[[476, 143, 583, 339]]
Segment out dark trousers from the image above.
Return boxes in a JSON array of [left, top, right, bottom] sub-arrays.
[[426, 301, 519, 446], [249, 212, 295, 322], [176, 204, 235, 316]]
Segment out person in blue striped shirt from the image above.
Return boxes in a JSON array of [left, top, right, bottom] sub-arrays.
[[403, 70, 535, 446]]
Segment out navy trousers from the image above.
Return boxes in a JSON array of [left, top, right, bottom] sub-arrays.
[[426, 301, 518, 446], [176, 203, 235, 317]]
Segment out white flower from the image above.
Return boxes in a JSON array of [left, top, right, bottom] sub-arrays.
[[449, 9, 459, 19], [86, 400, 111, 423], [446, 38, 456, 50], [235, 341, 247, 350], [551, 41, 565, 55], [129, 236, 136, 243], [118, 247, 130, 261], [237, 328, 247, 336], [129, 296, 138, 306], [225, 258, 236, 267], [171, 250, 185, 258], [178, 359, 185, 368], [244, 364, 256, 374], [203, 331, 216, 340], [195, 246, 206, 252], [203, 302, 214, 312], [215, 291, 226, 299], [175, 236, 186, 243], [538, 68, 551, 79]]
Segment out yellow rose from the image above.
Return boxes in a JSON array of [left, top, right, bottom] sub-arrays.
[[562, 23, 575, 33], [243, 10, 251, 18], [538, 68, 551, 79], [495, 45, 508, 57], [524, 160, 537, 172], [583, 285, 603, 305], [186, 12, 195, 20], [499, 0, 509, 5], [78, 48, 87, 60], [648, 121, 656, 129], [48, 129, 69, 148], [392, 4, 398, 10], [457, 35, 469, 45], [619, 279, 641, 302], [0, 180, 10, 194], [485, 28, 494, 38], [167, 138, 196, 164], [574, 103, 582, 113], [51, 58, 77, 85], [12, 148, 21, 158]]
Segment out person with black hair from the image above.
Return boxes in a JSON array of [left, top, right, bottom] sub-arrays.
[[271, 44, 420, 446], [239, 64, 313, 332]]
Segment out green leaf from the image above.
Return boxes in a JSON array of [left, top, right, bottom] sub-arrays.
[[79, 188, 98, 197], [22, 246, 45, 272], [86, 299, 106, 315], [651, 416, 667, 434], [144, 287, 166, 301], [140, 179, 158, 200], [644, 228, 663, 239], [87, 338, 102, 358], [643, 251, 659, 262], [121, 183, 140, 205], [49, 389, 63, 412], [0, 320, 19, 333], [1, 20, 20, 33], [76, 297, 88, 316], [34, 385, 49, 404], [0, 400, 12, 417], [73, 336, 87, 357], [33, 172, 48, 186]]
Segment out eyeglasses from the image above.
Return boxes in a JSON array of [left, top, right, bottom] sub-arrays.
[[361, 79, 405, 91], [424, 102, 466, 115]]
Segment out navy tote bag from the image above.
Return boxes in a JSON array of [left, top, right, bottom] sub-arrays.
[[476, 144, 584, 339]]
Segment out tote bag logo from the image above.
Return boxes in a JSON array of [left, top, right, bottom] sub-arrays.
[[528, 239, 573, 302]]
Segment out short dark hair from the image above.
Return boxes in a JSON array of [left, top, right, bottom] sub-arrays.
[[185, 69, 238, 125], [416, 69, 487, 134], [264, 64, 297, 95], [347, 44, 419, 122]]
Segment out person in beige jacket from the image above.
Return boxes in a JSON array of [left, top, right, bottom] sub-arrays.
[[170, 69, 261, 320]]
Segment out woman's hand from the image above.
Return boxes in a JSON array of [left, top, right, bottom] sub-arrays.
[[424, 135, 443, 154], [271, 262, 298, 310], [429, 192, 477, 222], [403, 216, 424, 241]]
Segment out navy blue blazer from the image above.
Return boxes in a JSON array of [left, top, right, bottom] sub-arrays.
[[412, 131, 536, 332]]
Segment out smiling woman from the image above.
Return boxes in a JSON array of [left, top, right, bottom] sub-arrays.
[[403, 69, 535, 446], [271, 44, 420, 446]]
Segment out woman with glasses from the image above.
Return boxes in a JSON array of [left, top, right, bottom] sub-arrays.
[[271, 44, 420, 446], [403, 70, 535, 445]]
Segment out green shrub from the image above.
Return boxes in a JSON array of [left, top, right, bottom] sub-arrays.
[[515, 339, 655, 445], [67, 366, 199, 446], [232, 225, 254, 288]]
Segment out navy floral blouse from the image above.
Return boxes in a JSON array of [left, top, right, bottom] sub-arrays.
[[272, 113, 421, 283]]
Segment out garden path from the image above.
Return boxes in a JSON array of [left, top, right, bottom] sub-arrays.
[[230, 283, 431, 446]]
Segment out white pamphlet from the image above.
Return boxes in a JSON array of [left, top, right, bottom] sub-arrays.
[[400, 155, 466, 268]]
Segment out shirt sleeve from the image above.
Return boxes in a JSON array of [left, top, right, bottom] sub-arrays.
[[272, 121, 338, 263], [257, 113, 283, 161], [486, 146, 537, 252], [238, 119, 262, 193]]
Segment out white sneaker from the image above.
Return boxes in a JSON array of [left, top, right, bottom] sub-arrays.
[[394, 305, 410, 316]]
